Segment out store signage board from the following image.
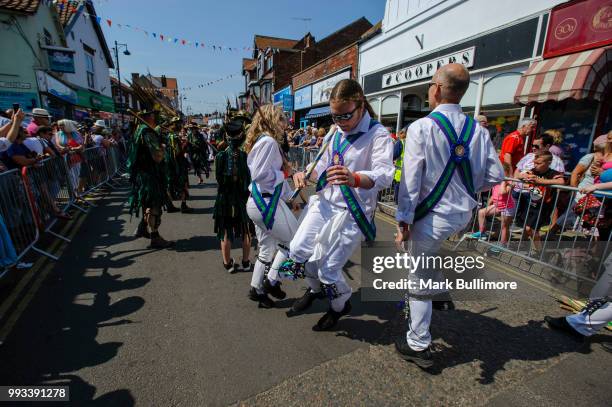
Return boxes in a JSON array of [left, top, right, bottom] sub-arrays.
[[36, 71, 78, 105], [0, 81, 31, 89], [294, 86, 312, 110], [282, 94, 294, 112], [544, 0, 612, 58], [312, 70, 351, 105], [273, 86, 292, 104], [47, 50, 76, 73], [382, 47, 475, 89]]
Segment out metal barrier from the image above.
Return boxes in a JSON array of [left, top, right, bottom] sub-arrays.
[[288, 146, 320, 172], [0, 144, 126, 276], [0, 169, 39, 270]]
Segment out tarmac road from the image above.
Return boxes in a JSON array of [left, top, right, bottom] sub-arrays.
[[0, 176, 609, 406]]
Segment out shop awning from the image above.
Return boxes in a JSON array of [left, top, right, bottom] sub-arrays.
[[304, 106, 330, 119], [514, 47, 611, 105]]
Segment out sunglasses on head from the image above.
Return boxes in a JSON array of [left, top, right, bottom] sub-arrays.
[[331, 106, 360, 122]]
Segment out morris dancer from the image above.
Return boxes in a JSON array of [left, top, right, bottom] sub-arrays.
[[245, 105, 299, 308], [394, 64, 504, 368], [280, 79, 394, 331]]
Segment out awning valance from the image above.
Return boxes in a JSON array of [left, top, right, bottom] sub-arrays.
[[304, 106, 330, 119], [514, 47, 611, 105]]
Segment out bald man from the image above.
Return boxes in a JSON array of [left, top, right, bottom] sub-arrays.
[[394, 64, 504, 369]]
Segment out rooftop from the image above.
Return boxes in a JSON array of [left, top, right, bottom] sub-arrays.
[[254, 35, 299, 51]]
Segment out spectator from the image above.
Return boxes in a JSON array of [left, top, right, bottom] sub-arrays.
[[514, 151, 565, 252], [545, 129, 565, 159], [499, 118, 536, 171], [5, 127, 41, 170], [0, 108, 25, 143], [475, 114, 488, 129], [471, 163, 515, 248], [392, 127, 407, 203], [26, 108, 51, 136], [516, 133, 565, 173], [36, 126, 61, 157], [314, 127, 326, 148], [55, 119, 85, 193]]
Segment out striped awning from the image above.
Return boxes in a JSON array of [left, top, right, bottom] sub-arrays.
[[514, 47, 611, 105], [305, 106, 331, 119]]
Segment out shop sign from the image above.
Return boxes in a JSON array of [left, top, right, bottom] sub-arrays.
[[90, 95, 103, 109], [545, 0, 612, 58], [294, 86, 312, 110], [312, 70, 350, 106], [0, 90, 39, 111], [0, 81, 31, 90], [35, 71, 77, 105], [47, 50, 76, 73], [273, 86, 292, 104], [382, 47, 475, 89], [282, 95, 294, 112]]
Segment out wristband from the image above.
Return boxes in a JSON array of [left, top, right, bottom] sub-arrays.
[[353, 172, 361, 188]]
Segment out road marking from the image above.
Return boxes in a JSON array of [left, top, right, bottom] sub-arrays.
[[0, 211, 88, 344]]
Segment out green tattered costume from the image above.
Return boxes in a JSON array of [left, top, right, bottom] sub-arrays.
[[213, 144, 251, 241], [126, 124, 167, 216], [165, 132, 190, 200]]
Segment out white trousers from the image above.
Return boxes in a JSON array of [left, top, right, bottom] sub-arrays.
[[567, 263, 611, 336], [406, 211, 471, 351], [247, 197, 298, 293], [289, 196, 362, 311]]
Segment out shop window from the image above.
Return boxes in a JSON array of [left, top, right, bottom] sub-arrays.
[[368, 98, 380, 120], [84, 44, 95, 89], [461, 80, 478, 109], [266, 56, 273, 71], [381, 95, 400, 129], [482, 72, 523, 107]]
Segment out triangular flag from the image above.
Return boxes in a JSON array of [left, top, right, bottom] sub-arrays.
[[181, 39, 186, 45], [160, 34, 164, 40], [195, 42, 199, 47], [106, 19, 112, 27], [174, 38, 178, 43], [96, 16, 101, 24]]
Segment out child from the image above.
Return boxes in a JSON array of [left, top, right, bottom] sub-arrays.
[[471, 163, 515, 245], [514, 151, 565, 251]]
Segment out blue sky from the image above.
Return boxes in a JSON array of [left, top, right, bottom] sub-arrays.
[[94, 0, 385, 114]]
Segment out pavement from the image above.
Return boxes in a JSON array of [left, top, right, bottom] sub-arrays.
[[0, 175, 610, 407]]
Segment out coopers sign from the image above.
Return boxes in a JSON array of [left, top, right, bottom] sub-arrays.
[[382, 47, 475, 89]]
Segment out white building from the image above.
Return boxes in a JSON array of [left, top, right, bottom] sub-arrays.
[[359, 0, 567, 141], [58, 0, 115, 118]]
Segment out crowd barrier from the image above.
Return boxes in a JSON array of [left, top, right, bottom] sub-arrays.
[[288, 146, 319, 171], [377, 178, 612, 289], [0, 144, 126, 274]]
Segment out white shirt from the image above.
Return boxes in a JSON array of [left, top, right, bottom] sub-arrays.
[[313, 112, 394, 218], [396, 104, 504, 224], [92, 134, 105, 147], [23, 136, 45, 155], [247, 135, 292, 200]]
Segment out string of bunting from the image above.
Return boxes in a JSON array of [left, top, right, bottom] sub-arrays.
[[43, 0, 276, 54]]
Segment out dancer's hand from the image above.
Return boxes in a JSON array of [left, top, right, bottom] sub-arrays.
[[395, 222, 411, 251], [326, 165, 354, 186], [290, 200, 301, 212], [293, 171, 307, 189]]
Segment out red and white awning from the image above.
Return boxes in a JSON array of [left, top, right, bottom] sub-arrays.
[[514, 47, 611, 105]]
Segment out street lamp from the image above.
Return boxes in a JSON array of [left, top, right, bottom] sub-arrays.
[[113, 41, 130, 128]]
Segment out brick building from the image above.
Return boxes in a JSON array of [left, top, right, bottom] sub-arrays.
[[291, 21, 381, 128], [241, 17, 373, 115]]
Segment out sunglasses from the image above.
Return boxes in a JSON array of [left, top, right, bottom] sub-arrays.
[[331, 106, 360, 122]]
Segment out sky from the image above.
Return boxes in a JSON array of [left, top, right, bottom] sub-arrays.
[[93, 0, 386, 115]]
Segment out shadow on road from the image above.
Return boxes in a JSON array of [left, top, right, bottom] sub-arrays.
[[0, 187, 144, 406]]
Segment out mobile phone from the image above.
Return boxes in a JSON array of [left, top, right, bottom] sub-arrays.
[[12, 103, 20, 112]]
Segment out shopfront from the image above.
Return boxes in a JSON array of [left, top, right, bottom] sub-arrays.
[[35, 71, 77, 120], [361, 13, 550, 140], [513, 0, 612, 169], [0, 80, 39, 112], [75, 87, 115, 119], [294, 69, 351, 129]]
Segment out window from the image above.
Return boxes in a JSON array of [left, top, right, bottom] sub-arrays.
[[266, 56, 273, 71], [85, 52, 95, 89]]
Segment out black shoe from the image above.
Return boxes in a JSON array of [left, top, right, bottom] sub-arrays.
[[248, 288, 274, 309], [224, 259, 236, 274], [133, 220, 150, 239], [181, 202, 194, 213], [241, 260, 252, 271], [544, 316, 585, 341], [312, 301, 351, 331], [394, 337, 434, 369], [263, 277, 286, 299], [148, 234, 175, 249], [166, 204, 180, 213], [292, 288, 325, 313], [433, 300, 455, 311]]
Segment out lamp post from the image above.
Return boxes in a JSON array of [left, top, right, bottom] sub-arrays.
[[112, 41, 130, 128]]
